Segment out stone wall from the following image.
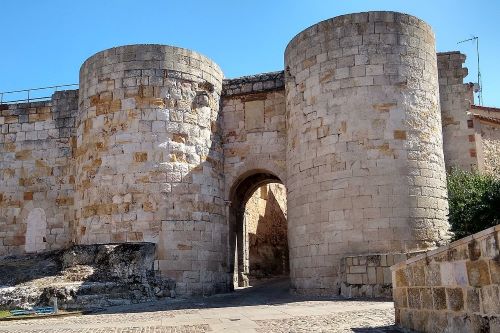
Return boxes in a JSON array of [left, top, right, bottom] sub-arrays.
[[284, 11, 450, 294], [0, 91, 77, 256], [221, 71, 287, 189], [244, 183, 288, 279], [340, 252, 426, 298], [437, 52, 477, 171], [479, 121, 500, 176], [221, 72, 287, 287], [471, 105, 500, 177], [391, 225, 500, 332]]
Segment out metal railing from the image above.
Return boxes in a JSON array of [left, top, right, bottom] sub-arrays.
[[0, 84, 78, 104]]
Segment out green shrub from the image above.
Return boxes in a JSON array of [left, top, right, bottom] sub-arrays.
[[447, 169, 500, 241]]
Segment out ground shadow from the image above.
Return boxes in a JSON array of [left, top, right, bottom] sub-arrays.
[[0, 243, 170, 310], [0, 250, 65, 286], [89, 277, 393, 316], [351, 327, 404, 332]]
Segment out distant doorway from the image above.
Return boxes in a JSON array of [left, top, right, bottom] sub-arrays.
[[228, 171, 288, 288], [244, 183, 288, 285]]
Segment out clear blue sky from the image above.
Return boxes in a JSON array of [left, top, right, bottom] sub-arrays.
[[1, 0, 498, 106]]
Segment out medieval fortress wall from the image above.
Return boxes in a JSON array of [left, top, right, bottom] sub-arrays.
[[284, 12, 449, 293], [76, 45, 228, 295], [0, 11, 496, 296], [0, 91, 78, 254]]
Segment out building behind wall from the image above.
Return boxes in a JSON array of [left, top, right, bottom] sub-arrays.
[[0, 11, 498, 296]]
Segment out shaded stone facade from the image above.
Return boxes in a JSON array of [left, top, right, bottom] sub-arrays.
[[0, 11, 495, 296]]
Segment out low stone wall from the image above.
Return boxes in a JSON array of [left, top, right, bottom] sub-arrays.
[[391, 225, 500, 332], [340, 252, 425, 298]]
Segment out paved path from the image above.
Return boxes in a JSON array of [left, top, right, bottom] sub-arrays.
[[0, 279, 402, 332]]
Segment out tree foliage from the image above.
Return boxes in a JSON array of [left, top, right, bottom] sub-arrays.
[[447, 169, 500, 241]]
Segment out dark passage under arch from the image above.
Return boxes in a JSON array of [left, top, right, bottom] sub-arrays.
[[227, 170, 288, 288]]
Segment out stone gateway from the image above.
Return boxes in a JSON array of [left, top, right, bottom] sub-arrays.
[[0, 11, 498, 297]]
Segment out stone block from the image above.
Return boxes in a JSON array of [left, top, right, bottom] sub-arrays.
[[411, 310, 430, 332], [447, 313, 491, 333], [395, 268, 409, 287], [407, 287, 421, 309], [244, 100, 264, 130], [394, 287, 408, 308], [453, 261, 469, 286], [386, 254, 395, 266], [466, 287, 481, 313], [425, 263, 441, 286], [425, 311, 449, 333], [433, 287, 447, 310], [420, 287, 433, 309], [411, 265, 425, 286], [367, 267, 377, 284], [349, 265, 367, 274], [468, 239, 482, 260], [446, 287, 464, 311], [466, 260, 491, 287], [380, 254, 387, 266], [346, 273, 363, 284], [489, 259, 500, 284], [383, 267, 392, 284], [440, 262, 455, 286], [481, 285, 500, 315]]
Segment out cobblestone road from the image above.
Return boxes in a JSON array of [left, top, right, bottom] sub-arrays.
[[0, 279, 402, 333]]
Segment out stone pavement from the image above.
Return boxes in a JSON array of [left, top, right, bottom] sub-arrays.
[[0, 279, 403, 333]]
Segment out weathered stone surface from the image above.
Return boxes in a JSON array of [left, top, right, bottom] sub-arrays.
[[466, 259, 491, 287], [285, 11, 449, 295], [446, 287, 464, 311], [0, 91, 77, 257], [340, 252, 424, 299], [0, 243, 174, 310], [392, 226, 500, 332], [438, 52, 477, 171], [77, 45, 227, 296]]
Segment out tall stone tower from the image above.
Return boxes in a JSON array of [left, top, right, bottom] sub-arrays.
[[77, 45, 229, 294], [284, 12, 450, 294]]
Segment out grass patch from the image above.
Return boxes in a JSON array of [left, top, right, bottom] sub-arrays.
[[0, 310, 11, 318], [0, 310, 84, 321]]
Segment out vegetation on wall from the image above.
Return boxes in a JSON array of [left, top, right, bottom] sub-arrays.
[[447, 169, 500, 240]]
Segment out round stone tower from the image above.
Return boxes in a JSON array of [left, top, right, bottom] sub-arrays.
[[76, 45, 228, 295], [284, 12, 449, 294]]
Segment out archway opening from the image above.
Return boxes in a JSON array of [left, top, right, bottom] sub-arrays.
[[228, 171, 288, 288]]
